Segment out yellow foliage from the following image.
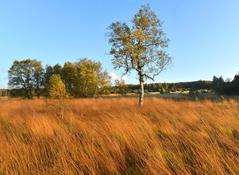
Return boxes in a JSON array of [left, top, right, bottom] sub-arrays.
[[48, 74, 67, 99]]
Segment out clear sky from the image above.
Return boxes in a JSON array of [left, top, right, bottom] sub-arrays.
[[1, 0, 239, 88]]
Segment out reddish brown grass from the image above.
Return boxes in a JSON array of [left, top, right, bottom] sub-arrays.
[[0, 98, 239, 174]]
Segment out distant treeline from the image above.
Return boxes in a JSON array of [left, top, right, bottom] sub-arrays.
[[4, 58, 239, 98], [2, 80, 212, 97], [212, 73, 239, 95], [111, 80, 212, 95]]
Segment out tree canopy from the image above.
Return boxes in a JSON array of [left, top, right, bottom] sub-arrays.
[[48, 74, 67, 99], [8, 59, 44, 99], [74, 59, 111, 97], [8, 58, 111, 98], [212, 73, 239, 95]]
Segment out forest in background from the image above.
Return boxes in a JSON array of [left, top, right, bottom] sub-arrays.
[[1, 58, 238, 98]]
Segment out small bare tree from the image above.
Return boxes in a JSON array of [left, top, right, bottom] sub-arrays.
[[108, 5, 172, 106]]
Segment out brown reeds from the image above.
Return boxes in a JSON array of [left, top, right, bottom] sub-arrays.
[[0, 98, 239, 174]]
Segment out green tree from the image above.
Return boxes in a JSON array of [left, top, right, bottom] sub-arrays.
[[43, 65, 54, 95], [44, 59, 111, 97], [33, 61, 44, 98], [62, 62, 77, 96], [44, 64, 63, 96], [48, 74, 67, 99], [212, 76, 225, 94], [75, 58, 111, 97], [53, 64, 63, 75], [8, 59, 44, 99], [160, 82, 169, 94], [108, 5, 172, 106], [231, 73, 239, 94]]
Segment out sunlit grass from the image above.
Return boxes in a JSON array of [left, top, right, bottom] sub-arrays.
[[0, 98, 239, 174]]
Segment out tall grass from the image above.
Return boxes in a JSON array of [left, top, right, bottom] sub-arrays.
[[0, 98, 239, 174]]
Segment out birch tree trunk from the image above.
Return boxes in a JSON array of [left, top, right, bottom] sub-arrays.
[[139, 75, 144, 106]]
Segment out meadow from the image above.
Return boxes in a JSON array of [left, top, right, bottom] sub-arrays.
[[0, 98, 239, 175]]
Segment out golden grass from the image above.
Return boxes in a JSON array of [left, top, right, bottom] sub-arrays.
[[0, 98, 239, 175]]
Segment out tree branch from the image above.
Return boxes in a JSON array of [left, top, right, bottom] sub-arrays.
[[143, 73, 154, 81]]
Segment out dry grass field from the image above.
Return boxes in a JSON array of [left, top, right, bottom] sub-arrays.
[[0, 98, 239, 175]]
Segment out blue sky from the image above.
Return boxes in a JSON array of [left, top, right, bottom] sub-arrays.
[[1, 0, 239, 88]]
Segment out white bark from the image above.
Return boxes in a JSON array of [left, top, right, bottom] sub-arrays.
[[139, 76, 144, 106]]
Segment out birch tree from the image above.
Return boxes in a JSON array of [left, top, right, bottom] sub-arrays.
[[108, 5, 172, 106]]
